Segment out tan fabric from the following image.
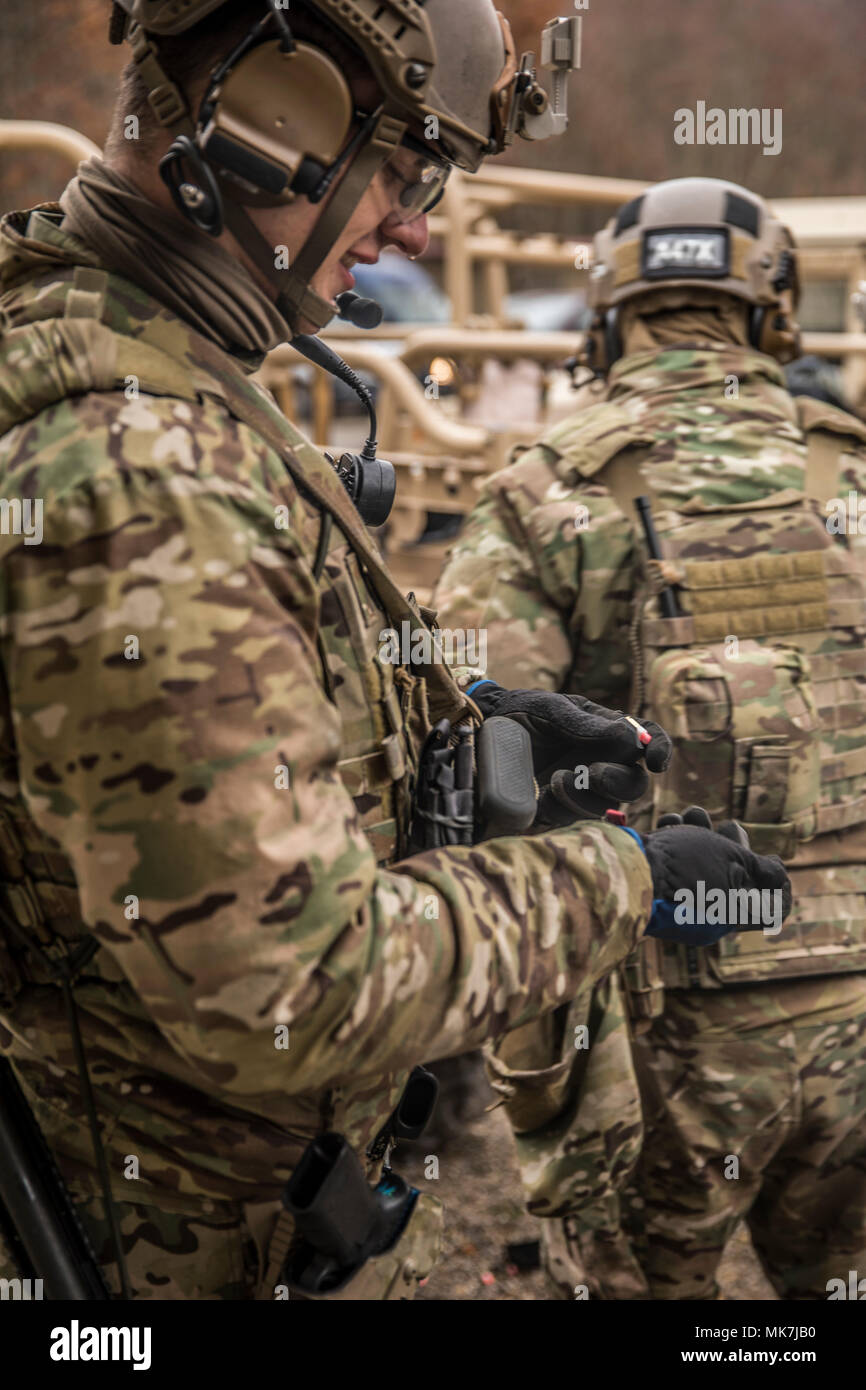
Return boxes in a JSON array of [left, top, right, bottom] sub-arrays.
[[619, 288, 750, 357], [60, 158, 291, 358]]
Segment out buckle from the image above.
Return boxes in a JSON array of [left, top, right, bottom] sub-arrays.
[[128, 23, 189, 130], [372, 114, 407, 153], [150, 80, 189, 130]]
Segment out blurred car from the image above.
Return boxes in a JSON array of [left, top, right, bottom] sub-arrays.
[[348, 254, 451, 327], [504, 288, 588, 333], [316, 253, 452, 413]]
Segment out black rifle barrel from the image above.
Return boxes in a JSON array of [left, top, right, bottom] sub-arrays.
[[0, 1058, 110, 1299], [635, 495, 682, 619]]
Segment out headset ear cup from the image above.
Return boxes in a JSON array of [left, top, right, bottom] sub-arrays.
[[199, 40, 355, 206], [749, 305, 765, 352], [604, 308, 622, 369], [580, 315, 606, 376]]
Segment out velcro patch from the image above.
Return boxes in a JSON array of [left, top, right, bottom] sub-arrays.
[[642, 227, 729, 278]]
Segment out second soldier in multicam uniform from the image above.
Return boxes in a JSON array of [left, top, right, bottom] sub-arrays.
[[0, 5, 793, 1302], [434, 177, 866, 1301]]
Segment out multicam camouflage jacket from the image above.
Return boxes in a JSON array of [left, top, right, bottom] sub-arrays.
[[434, 344, 866, 991], [0, 205, 652, 1217]]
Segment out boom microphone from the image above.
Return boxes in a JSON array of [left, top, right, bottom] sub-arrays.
[[336, 291, 384, 329]]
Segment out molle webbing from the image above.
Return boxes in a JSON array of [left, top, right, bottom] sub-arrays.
[[598, 397, 866, 990], [643, 549, 831, 645]]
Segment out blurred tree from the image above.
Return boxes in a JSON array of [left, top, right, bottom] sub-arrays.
[[0, 1, 123, 209], [0, 2, 862, 214], [504, 0, 866, 196]]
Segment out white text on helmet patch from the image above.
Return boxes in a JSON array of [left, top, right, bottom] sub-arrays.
[[643, 230, 728, 276]]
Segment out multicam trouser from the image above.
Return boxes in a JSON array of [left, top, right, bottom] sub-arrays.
[[540, 973, 866, 1301], [0, 1187, 443, 1300]]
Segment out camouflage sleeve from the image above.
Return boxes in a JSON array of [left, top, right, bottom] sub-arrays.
[[3, 394, 652, 1098], [433, 445, 636, 702]]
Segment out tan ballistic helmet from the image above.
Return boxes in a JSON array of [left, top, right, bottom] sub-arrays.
[[589, 177, 800, 312], [585, 177, 801, 368], [108, 2, 580, 334], [112, 0, 529, 172]]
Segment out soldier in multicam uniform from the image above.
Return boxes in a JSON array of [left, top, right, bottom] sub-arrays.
[[0, 5, 790, 1302], [434, 177, 866, 1302]]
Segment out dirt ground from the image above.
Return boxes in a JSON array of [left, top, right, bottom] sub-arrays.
[[400, 1076, 777, 1303]]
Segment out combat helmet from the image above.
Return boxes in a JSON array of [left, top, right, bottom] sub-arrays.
[[108, 1, 580, 334], [582, 176, 801, 374]]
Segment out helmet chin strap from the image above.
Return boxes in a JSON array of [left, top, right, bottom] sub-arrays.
[[219, 112, 405, 337]]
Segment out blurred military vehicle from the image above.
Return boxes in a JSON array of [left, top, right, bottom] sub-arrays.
[[2, 118, 865, 597]]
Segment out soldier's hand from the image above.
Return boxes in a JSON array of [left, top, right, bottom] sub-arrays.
[[469, 682, 673, 824], [631, 806, 792, 944]]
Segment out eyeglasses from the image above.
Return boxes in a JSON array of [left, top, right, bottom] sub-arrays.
[[379, 134, 451, 222]]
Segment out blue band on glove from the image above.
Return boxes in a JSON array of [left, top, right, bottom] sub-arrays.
[[620, 827, 645, 854], [466, 679, 498, 697], [646, 898, 733, 945], [645, 898, 679, 938]]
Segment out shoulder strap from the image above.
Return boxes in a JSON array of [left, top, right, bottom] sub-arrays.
[[803, 428, 840, 501], [794, 393, 866, 500], [599, 445, 653, 523], [203, 362, 473, 725], [64, 266, 110, 321]]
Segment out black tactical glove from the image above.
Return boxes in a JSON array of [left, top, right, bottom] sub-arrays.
[[631, 806, 792, 944], [469, 682, 673, 825]]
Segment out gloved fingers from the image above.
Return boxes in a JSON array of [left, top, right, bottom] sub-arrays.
[[716, 818, 750, 847], [681, 806, 713, 829], [545, 767, 614, 821], [480, 690, 672, 788], [561, 693, 623, 722], [743, 850, 793, 920], [547, 761, 649, 815], [642, 825, 793, 935], [531, 785, 580, 831], [483, 692, 644, 759], [564, 698, 673, 772], [536, 783, 594, 822], [656, 812, 683, 827], [640, 719, 674, 773], [587, 761, 648, 805], [532, 778, 614, 829], [546, 712, 649, 758], [533, 722, 655, 791]]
